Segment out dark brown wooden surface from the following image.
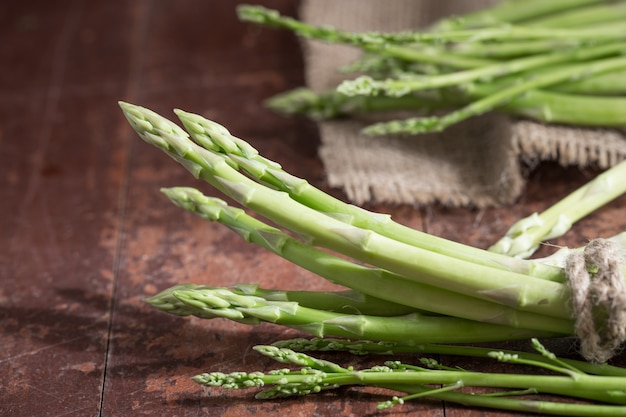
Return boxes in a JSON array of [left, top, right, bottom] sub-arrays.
[[2, 1, 626, 416]]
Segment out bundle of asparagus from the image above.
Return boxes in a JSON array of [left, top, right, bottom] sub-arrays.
[[192, 338, 626, 415], [237, 0, 626, 135], [120, 101, 626, 414]]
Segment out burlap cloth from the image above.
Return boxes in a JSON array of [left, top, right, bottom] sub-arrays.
[[300, 0, 626, 207]]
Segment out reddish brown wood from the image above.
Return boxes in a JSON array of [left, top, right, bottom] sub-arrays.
[[1, 1, 625, 416]]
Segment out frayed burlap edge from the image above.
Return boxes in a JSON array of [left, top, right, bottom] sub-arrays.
[[512, 121, 626, 169]]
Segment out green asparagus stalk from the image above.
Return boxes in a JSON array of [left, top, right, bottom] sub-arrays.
[[492, 88, 626, 126], [173, 107, 565, 282], [450, 38, 583, 59], [230, 283, 420, 317], [550, 69, 626, 95], [440, 14, 626, 58], [264, 87, 451, 120], [432, 0, 607, 30], [272, 337, 626, 377], [236, 5, 498, 70], [355, 54, 626, 135], [397, 385, 626, 417], [239, 4, 624, 46], [161, 186, 573, 333], [524, 2, 626, 29], [490, 159, 626, 258], [240, 3, 626, 134], [238, 4, 626, 93], [120, 102, 577, 319], [338, 43, 626, 98], [193, 340, 626, 415], [534, 232, 626, 270], [147, 284, 554, 343], [266, 84, 626, 127], [175, 106, 626, 310]]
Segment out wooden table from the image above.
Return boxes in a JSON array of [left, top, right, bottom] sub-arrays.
[[2, 1, 625, 416]]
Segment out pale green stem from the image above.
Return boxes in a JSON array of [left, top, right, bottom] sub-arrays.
[[338, 42, 626, 97], [162, 186, 573, 333], [120, 102, 574, 319], [498, 89, 626, 126], [265, 84, 626, 127], [534, 232, 626, 269], [173, 107, 565, 282], [272, 337, 626, 377], [525, 2, 626, 28], [193, 325, 626, 415], [433, 0, 606, 30], [490, 159, 626, 258], [148, 284, 553, 343], [236, 5, 496, 69], [550, 69, 626, 95], [398, 384, 626, 416], [234, 284, 421, 317], [361, 54, 626, 135], [200, 345, 626, 404]]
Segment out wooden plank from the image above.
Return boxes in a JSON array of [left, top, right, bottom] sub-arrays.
[[0, 0, 135, 415]]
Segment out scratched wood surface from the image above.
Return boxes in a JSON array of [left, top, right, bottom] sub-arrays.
[[2, 1, 626, 416]]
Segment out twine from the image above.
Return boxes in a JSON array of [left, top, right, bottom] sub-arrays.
[[565, 239, 626, 363]]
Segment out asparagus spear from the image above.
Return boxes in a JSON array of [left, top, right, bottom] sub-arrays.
[[230, 284, 421, 317], [490, 159, 626, 258], [338, 42, 626, 98], [272, 337, 626, 377], [239, 3, 626, 134], [239, 4, 624, 46], [354, 53, 626, 135], [264, 87, 451, 120], [173, 107, 564, 281], [450, 38, 583, 59], [265, 84, 626, 127], [523, 2, 626, 29], [236, 5, 497, 70], [193, 340, 626, 415], [175, 107, 626, 298], [147, 284, 554, 343], [485, 87, 626, 126], [161, 187, 573, 333], [550, 69, 626, 95], [432, 0, 607, 30], [120, 102, 573, 319]]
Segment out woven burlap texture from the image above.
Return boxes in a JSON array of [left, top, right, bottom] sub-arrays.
[[300, 0, 626, 207]]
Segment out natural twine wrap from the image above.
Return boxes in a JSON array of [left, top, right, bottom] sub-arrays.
[[565, 239, 626, 363], [300, 0, 626, 207]]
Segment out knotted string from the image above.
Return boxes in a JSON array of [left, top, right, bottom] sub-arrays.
[[565, 239, 626, 363]]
